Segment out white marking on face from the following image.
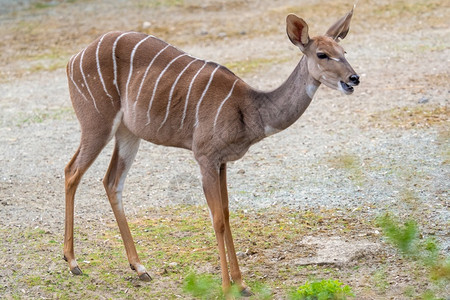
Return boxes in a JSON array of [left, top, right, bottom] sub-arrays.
[[146, 53, 188, 125], [337, 81, 350, 94], [194, 65, 221, 127], [125, 35, 152, 109], [264, 125, 281, 137], [213, 79, 239, 130], [134, 44, 171, 108], [330, 57, 340, 62], [306, 83, 319, 99], [80, 49, 100, 113], [180, 61, 208, 129], [112, 32, 135, 97], [159, 58, 199, 131], [96, 33, 115, 106]]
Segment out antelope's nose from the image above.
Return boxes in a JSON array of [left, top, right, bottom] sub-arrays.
[[349, 74, 360, 86]]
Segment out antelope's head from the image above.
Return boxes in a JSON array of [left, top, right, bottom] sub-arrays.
[[286, 7, 360, 95]]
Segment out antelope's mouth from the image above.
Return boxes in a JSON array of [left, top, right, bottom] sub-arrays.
[[339, 81, 354, 95]]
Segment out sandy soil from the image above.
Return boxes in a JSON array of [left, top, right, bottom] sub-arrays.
[[0, 0, 448, 298]]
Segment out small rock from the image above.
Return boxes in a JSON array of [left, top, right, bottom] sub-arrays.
[[237, 169, 245, 174], [236, 251, 246, 258], [168, 262, 178, 267], [418, 96, 429, 104], [142, 21, 152, 29], [217, 32, 227, 38], [245, 248, 257, 255]]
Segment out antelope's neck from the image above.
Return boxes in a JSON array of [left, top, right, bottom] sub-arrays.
[[253, 56, 320, 137]]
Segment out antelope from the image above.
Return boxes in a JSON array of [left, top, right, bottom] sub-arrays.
[[64, 7, 359, 296]]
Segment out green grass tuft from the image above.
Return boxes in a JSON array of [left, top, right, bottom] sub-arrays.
[[288, 279, 354, 300], [377, 213, 419, 255], [183, 272, 234, 299]]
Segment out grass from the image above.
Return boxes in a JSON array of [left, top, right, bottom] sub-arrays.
[[377, 213, 450, 298], [25, 47, 71, 72], [371, 267, 389, 294], [16, 107, 75, 126], [2, 0, 447, 82], [373, 0, 441, 18], [327, 153, 365, 187], [0, 206, 372, 299], [288, 279, 354, 300], [267, 0, 447, 34], [133, 0, 184, 8], [224, 56, 291, 77], [369, 105, 449, 130], [1, 205, 449, 299]]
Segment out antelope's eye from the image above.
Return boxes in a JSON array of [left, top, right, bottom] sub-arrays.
[[317, 52, 328, 59]]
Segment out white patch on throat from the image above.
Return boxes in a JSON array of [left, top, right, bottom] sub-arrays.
[[264, 125, 281, 137], [306, 83, 319, 99]]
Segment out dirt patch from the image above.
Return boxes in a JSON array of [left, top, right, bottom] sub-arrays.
[[293, 236, 381, 267]]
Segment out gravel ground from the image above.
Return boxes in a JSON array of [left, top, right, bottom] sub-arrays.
[[1, 0, 449, 240]]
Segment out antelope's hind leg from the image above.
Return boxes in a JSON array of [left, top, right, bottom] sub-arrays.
[[103, 124, 151, 281], [64, 129, 112, 275]]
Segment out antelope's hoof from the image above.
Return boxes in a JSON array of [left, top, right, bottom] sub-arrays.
[[139, 272, 152, 282], [70, 266, 83, 276], [240, 287, 253, 297]]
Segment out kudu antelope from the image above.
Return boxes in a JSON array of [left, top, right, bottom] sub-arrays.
[[64, 7, 359, 295]]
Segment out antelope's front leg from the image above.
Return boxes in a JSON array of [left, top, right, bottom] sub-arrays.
[[199, 163, 232, 293], [219, 164, 252, 296]]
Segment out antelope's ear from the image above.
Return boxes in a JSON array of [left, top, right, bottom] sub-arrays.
[[286, 14, 309, 51], [326, 7, 354, 42]]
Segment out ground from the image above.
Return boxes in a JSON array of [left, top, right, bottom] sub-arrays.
[[0, 0, 448, 299]]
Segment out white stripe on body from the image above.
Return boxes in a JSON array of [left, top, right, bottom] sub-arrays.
[[179, 61, 208, 129], [67, 54, 75, 77], [213, 79, 239, 130], [68, 52, 89, 102], [146, 53, 189, 125], [158, 58, 199, 131], [96, 33, 114, 106], [80, 49, 100, 113], [134, 44, 171, 109], [194, 65, 221, 127], [112, 32, 135, 97], [125, 35, 153, 110]]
